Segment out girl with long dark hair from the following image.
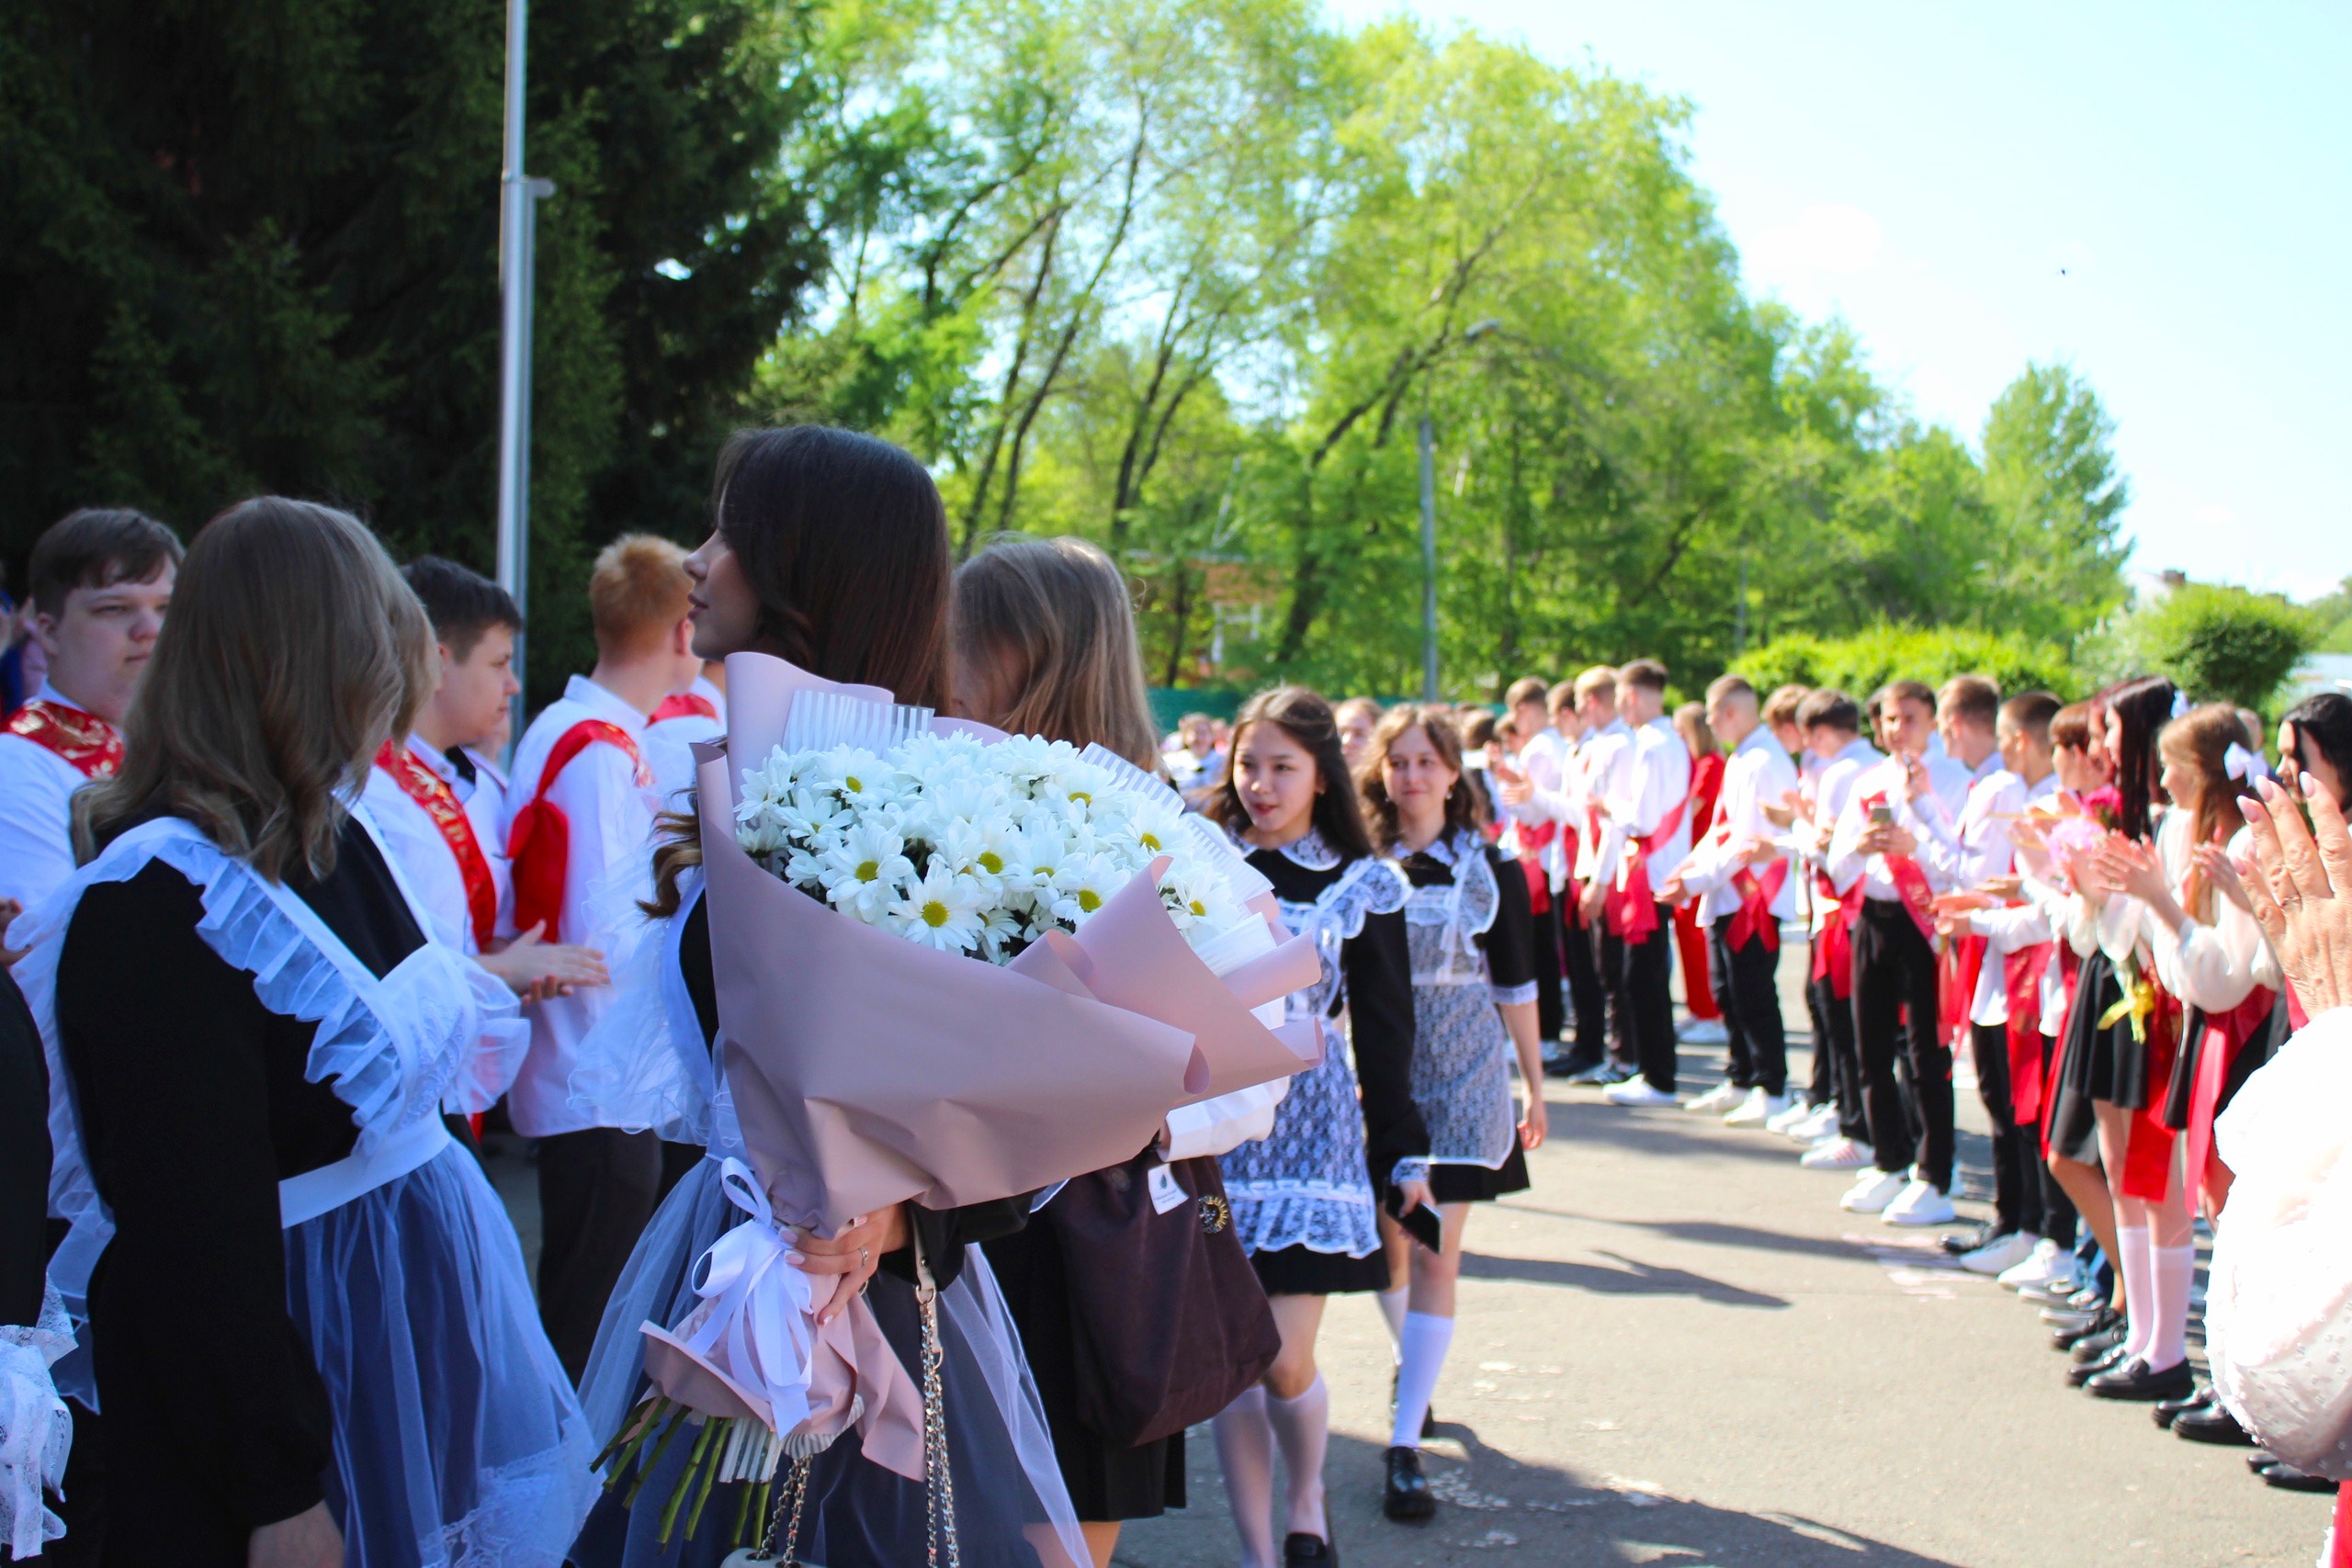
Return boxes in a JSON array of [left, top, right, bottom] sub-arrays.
[[570, 426, 1084, 1568], [1203, 687, 1428, 1568], [22, 498, 596, 1565], [1358, 704, 1546, 1525]]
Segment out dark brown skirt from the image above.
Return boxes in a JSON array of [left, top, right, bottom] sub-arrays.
[[1430, 1137, 1532, 1204]]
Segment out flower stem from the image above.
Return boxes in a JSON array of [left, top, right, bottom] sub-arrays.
[[659, 1416, 723, 1542]]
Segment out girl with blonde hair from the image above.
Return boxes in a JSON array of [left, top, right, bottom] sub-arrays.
[[22, 498, 596, 1566]]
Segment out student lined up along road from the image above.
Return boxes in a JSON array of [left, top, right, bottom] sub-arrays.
[[0, 455, 2344, 1568]]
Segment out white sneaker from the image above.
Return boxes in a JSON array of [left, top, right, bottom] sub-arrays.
[[1960, 1230, 2040, 1275], [1724, 1089, 1787, 1128], [1840, 1167, 1908, 1213], [1803, 1135, 1874, 1170], [1764, 1096, 1815, 1134], [1603, 1078, 1679, 1108], [1882, 1179, 1958, 1227], [1996, 1238, 2072, 1292], [1679, 1017, 1729, 1044], [1786, 1102, 1841, 1143], [1682, 1082, 1743, 1114]]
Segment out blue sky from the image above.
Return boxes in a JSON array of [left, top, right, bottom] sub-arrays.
[[1322, 0, 2352, 602]]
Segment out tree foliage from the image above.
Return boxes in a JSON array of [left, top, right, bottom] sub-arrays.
[[2077, 582, 2316, 713], [4, 0, 2142, 703], [1731, 625, 2083, 707]]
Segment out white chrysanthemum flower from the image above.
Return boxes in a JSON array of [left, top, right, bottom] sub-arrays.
[[886, 864, 986, 953], [1048, 852, 1127, 927], [819, 821, 915, 921]]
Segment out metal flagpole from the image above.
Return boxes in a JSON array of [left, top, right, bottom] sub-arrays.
[[1418, 407, 1440, 700], [495, 0, 553, 751]]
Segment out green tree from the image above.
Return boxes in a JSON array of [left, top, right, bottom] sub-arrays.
[[2, 0, 838, 701], [2079, 581, 2316, 713], [1977, 363, 2131, 639]]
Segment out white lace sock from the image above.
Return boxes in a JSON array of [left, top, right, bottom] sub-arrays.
[[1377, 1286, 1409, 1356], [2112, 1225, 2153, 1361], [1264, 1374, 1332, 1541], [1212, 1387, 1278, 1568], [1391, 1311, 1455, 1450], [2147, 1244, 2195, 1371]]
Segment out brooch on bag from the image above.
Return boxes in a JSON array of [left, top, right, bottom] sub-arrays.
[[1196, 1193, 1232, 1234]]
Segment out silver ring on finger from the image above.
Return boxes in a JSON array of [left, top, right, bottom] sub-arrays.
[[859, 1246, 870, 1270]]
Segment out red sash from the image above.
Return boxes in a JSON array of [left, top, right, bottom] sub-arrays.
[[650, 690, 718, 725], [1860, 789, 1936, 941], [374, 742, 498, 950], [1514, 818, 1557, 914], [2184, 987, 2278, 1195], [1812, 870, 1858, 999], [5, 698, 121, 778], [506, 720, 643, 942], [2120, 986, 2185, 1202], [1939, 932, 1987, 1049], [2001, 942, 2055, 1124], [1606, 796, 1688, 942], [2288, 984, 2310, 1034], [1725, 858, 1789, 953]]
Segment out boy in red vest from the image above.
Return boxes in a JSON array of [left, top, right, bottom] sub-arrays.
[[0, 509, 180, 943], [500, 534, 701, 1376]]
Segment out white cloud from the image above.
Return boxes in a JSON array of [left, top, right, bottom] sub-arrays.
[[1745, 204, 1884, 282]]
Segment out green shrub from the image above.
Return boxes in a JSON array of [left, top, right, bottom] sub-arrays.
[[1732, 625, 2081, 705], [2077, 583, 2317, 713]]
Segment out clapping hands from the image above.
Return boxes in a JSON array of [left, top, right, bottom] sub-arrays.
[[2236, 773, 2352, 1016]]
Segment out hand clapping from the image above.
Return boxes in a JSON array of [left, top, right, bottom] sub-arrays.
[[2236, 774, 2352, 1016]]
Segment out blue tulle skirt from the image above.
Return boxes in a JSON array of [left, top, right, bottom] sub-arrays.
[[571, 1159, 1086, 1567], [284, 1144, 599, 1567]]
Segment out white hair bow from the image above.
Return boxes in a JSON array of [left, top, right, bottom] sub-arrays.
[[2223, 740, 2266, 783], [2171, 690, 2193, 720]]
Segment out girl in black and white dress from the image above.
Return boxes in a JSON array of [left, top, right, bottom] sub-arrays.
[[1359, 705, 1547, 1522], [1202, 686, 1428, 1568]]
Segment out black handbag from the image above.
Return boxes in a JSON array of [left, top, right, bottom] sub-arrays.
[[1044, 1150, 1281, 1448]]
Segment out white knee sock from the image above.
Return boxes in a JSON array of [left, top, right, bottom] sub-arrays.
[[2115, 1225, 2154, 1361], [2148, 1244, 2195, 1371], [1212, 1387, 1277, 1568], [1263, 1373, 1331, 1540], [1390, 1311, 1455, 1450], [1376, 1286, 1409, 1356]]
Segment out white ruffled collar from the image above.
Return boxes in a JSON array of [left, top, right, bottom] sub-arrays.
[[1227, 821, 1345, 872]]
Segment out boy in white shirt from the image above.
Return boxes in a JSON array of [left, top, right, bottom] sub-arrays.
[[1598, 660, 1693, 1107], [500, 535, 702, 1375], [642, 660, 729, 813], [0, 509, 179, 944]]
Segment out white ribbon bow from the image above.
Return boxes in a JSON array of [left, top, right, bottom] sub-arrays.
[[684, 1157, 818, 1434], [2224, 740, 2257, 783], [2172, 690, 2194, 720]]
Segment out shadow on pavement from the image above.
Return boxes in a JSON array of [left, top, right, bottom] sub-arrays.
[[1459, 1247, 1789, 1309], [1119, 1427, 1968, 1567]]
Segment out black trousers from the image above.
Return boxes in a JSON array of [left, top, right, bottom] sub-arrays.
[[1554, 893, 1613, 1073], [537, 1125, 665, 1382], [1619, 911, 1678, 1092], [1970, 1022, 2044, 1238], [1532, 886, 1566, 1050], [1851, 901, 1952, 1189], [1708, 915, 1789, 1096], [1809, 973, 1870, 1140]]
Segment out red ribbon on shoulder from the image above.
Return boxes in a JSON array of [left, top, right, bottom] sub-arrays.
[[650, 690, 718, 725], [6, 699, 120, 779], [506, 719, 644, 942], [1605, 795, 1688, 942], [375, 742, 499, 951]]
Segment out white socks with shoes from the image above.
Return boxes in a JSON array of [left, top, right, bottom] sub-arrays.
[[1390, 1311, 1455, 1450], [2114, 1224, 2153, 1362], [1212, 1387, 1276, 1568], [1264, 1374, 1332, 1540], [2148, 1243, 2195, 1371]]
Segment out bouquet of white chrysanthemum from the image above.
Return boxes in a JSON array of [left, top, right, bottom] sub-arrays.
[[732, 729, 1257, 968]]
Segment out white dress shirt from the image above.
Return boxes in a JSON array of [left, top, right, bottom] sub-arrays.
[[1679, 726, 1801, 925], [643, 673, 728, 815], [1794, 739, 1884, 929], [499, 675, 659, 1136], [1600, 716, 1693, 896], [360, 735, 504, 956], [1928, 769, 2057, 1025], [2136, 817, 2284, 1013], [1505, 725, 1577, 889], [1573, 720, 1634, 884], [0, 682, 108, 933], [1826, 750, 1973, 905]]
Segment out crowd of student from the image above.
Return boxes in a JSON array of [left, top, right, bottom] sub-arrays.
[[0, 422, 2345, 1568]]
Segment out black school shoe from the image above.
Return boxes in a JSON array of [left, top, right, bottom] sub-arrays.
[[2068, 1323, 2128, 1363], [2257, 1461, 2339, 1495], [2067, 1343, 2129, 1386], [1939, 1224, 1992, 1257], [2086, 1358, 2197, 1402], [2153, 1385, 2211, 1428], [2053, 1307, 2122, 1351], [2174, 1401, 2255, 1446], [1383, 1447, 1437, 1521], [1284, 1526, 1340, 1564]]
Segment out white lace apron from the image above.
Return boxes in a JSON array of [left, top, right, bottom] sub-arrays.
[[1217, 834, 1415, 1258], [1397, 830, 1520, 1168]]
